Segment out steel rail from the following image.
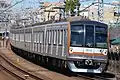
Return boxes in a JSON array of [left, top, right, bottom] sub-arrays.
[[0, 63, 25, 80], [77, 73, 109, 80], [0, 49, 51, 80]]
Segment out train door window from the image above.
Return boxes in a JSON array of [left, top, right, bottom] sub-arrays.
[[85, 25, 94, 47], [46, 31, 48, 44], [34, 33, 37, 43], [56, 30, 59, 45], [40, 32, 41, 43], [22, 34, 24, 42], [22, 34, 24, 41], [62, 30, 65, 45], [20, 34, 24, 41], [59, 30, 63, 45], [31, 33, 32, 43], [13, 34, 15, 40], [16, 34, 19, 41], [37, 33, 39, 43], [14, 34, 16, 41], [51, 30, 54, 44], [29, 33, 31, 42], [27, 33, 28, 42], [42, 31, 44, 44], [61, 30, 64, 44], [19, 33, 20, 41], [64, 29, 67, 45], [35, 33, 37, 52], [57, 30, 60, 44], [10, 33, 12, 40], [18, 34, 19, 41], [36, 33, 37, 43], [27, 33, 31, 42], [19, 34, 21, 41], [40, 32, 44, 43], [25, 33, 27, 42], [39, 32, 40, 43], [25, 33, 30, 42], [54, 30, 57, 44], [15, 34, 17, 41], [30, 33, 31, 42], [45, 31, 48, 53], [41, 32, 43, 43], [26, 33, 28, 42], [48, 30, 51, 44], [27, 33, 29, 42], [55, 30, 57, 45]]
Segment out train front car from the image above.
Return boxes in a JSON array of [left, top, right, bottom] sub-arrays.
[[67, 20, 108, 73]]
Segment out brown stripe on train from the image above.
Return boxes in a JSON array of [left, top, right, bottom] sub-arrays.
[[72, 52, 105, 56]]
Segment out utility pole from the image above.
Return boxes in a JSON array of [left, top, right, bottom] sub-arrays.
[[98, 0, 104, 22]]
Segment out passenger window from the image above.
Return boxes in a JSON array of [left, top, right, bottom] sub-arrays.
[[52, 30, 54, 44], [34, 33, 36, 43], [37, 33, 39, 43], [13, 34, 15, 40], [59, 30, 63, 45], [20, 34, 24, 41], [40, 32, 44, 43], [16, 34, 19, 41], [40, 32, 42, 43], [46, 31, 49, 44], [56, 30, 58, 44], [48, 30, 51, 44], [54, 30, 57, 44], [29, 33, 31, 42], [25, 33, 27, 42]]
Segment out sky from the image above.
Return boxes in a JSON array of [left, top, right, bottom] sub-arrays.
[[44, 0, 115, 3], [10, 0, 119, 10]]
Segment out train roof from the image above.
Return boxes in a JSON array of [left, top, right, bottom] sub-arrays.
[[11, 16, 108, 29], [70, 20, 108, 27]]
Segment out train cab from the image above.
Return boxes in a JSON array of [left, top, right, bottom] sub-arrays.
[[67, 20, 108, 73]]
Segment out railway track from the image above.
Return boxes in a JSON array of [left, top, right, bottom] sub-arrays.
[[76, 72, 116, 80], [77, 74, 107, 80], [0, 51, 51, 80]]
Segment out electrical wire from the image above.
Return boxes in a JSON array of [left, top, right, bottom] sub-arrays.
[[0, 0, 25, 14]]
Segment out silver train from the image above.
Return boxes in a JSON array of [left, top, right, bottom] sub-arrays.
[[10, 18, 109, 73]]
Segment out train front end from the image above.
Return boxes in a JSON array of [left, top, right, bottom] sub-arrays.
[[67, 20, 108, 73]]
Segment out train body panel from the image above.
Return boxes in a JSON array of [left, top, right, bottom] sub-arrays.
[[10, 19, 109, 73], [11, 22, 69, 60]]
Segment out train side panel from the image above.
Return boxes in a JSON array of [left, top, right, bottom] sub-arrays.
[[10, 22, 69, 60]]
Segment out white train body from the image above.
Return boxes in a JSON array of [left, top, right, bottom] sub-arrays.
[[10, 20, 108, 73]]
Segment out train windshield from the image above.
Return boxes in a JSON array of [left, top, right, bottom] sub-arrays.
[[95, 26, 107, 48], [70, 25, 84, 47], [70, 24, 108, 49]]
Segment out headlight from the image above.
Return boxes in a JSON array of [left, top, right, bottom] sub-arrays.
[[69, 48, 73, 53]]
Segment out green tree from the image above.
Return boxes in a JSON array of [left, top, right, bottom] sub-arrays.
[[64, 0, 80, 16]]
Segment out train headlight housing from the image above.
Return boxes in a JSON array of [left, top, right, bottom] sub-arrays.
[[100, 49, 107, 55], [69, 48, 73, 54], [103, 51, 107, 55]]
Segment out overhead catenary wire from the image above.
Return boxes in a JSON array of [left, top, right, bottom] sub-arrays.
[[0, 0, 25, 14]]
